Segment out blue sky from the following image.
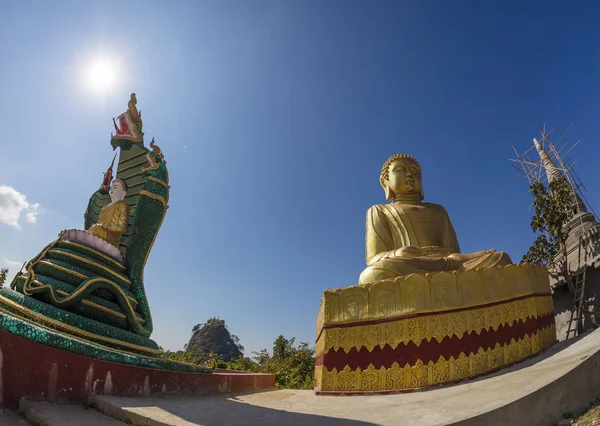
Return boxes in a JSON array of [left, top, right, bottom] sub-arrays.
[[1, 1, 600, 355]]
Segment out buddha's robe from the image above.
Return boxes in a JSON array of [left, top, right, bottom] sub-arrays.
[[358, 203, 511, 284], [87, 200, 130, 247]]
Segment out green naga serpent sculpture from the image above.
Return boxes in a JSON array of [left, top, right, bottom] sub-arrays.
[[0, 95, 204, 371]]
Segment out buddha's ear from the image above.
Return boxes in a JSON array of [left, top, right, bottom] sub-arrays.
[[420, 190, 424, 200], [383, 184, 393, 200]]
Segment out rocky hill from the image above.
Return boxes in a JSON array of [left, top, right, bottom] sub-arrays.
[[186, 317, 243, 362]]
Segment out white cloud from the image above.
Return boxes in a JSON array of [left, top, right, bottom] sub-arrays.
[[25, 203, 40, 224], [0, 186, 41, 229], [3, 258, 22, 269]]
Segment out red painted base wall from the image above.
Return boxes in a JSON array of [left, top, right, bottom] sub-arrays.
[[0, 328, 274, 408]]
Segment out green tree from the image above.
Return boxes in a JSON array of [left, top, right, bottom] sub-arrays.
[[273, 335, 294, 359], [522, 176, 574, 284], [284, 341, 315, 389], [160, 344, 211, 365], [245, 336, 315, 389], [226, 356, 259, 372], [0, 268, 8, 288]]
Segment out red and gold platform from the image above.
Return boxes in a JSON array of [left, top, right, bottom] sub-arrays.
[[315, 264, 556, 394]]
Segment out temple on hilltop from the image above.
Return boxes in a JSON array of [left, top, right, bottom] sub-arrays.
[[533, 138, 600, 339]]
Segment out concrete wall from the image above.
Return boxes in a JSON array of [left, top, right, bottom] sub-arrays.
[[553, 266, 600, 340], [455, 330, 600, 426]]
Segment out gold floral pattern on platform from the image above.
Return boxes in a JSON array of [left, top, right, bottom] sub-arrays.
[[318, 295, 553, 354], [315, 264, 556, 393], [316, 325, 556, 392]]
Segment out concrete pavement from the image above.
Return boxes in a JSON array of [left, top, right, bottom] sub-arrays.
[[19, 400, 123, 426], [89, 328, 600, 426], [0, 409, 29, 426]]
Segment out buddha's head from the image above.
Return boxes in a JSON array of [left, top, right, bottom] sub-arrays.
[[380, 154, 424, 201], [109, 179, 128, 203]]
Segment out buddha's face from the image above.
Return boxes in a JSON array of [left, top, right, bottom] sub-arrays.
[[385, 158, 423, 199], [109, 180, 126, 203]]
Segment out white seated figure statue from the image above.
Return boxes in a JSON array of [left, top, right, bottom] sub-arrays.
[[60, 179, 130, 261]]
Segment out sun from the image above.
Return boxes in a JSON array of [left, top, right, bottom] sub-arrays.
[[85, 58, 119, 94]]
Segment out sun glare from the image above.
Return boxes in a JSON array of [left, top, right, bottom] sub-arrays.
[[85, 58, 119, 94]]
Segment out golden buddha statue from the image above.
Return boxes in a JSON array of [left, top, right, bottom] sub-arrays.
[[87, 179, 130, 248], [358, 154, 511, 285]]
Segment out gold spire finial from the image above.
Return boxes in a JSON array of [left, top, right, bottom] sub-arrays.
[[128, 93, 142, 128], [149, 138, 164, 162]]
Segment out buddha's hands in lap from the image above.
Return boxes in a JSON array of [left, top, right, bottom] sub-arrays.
[[447, 249, 495, 262], [393, 246, 454, 258], [87, 223, 109, 239], [89, 223, 123, 233]]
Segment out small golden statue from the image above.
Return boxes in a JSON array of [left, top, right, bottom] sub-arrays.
[[358, 154, 511, 284], [87, 179, 130, 247]]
